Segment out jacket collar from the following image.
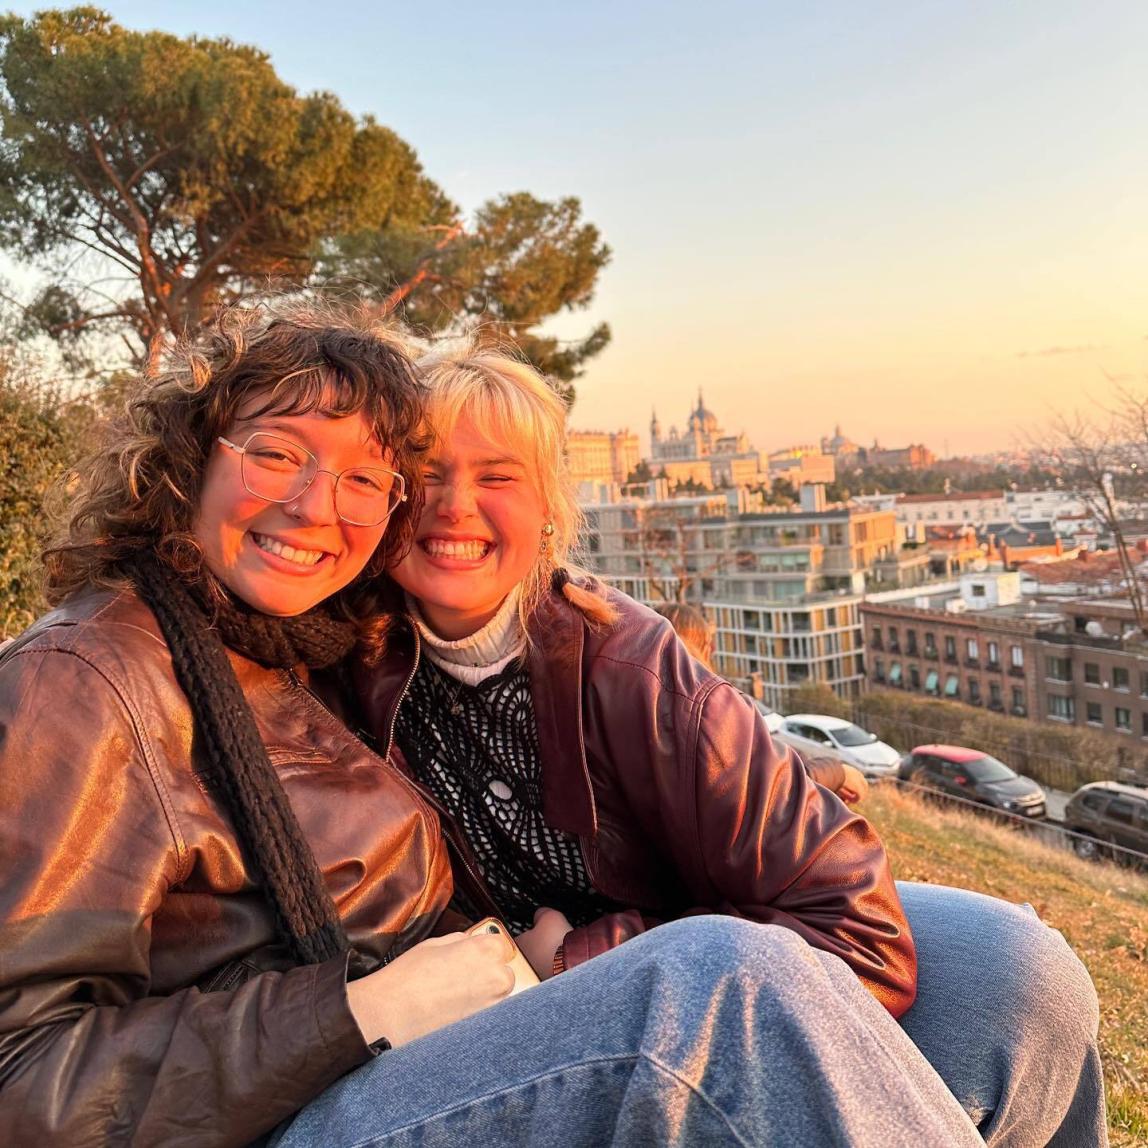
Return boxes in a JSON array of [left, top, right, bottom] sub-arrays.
[[356, 586, 598, 839]]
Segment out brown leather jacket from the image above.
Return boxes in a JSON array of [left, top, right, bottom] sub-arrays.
[[356, 585, 917, 1018], [0, 589, 452, 1148]]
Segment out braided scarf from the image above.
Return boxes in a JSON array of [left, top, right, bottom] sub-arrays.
[[125, 553, 354, 966]]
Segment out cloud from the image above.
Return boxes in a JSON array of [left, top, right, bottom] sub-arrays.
[[1016, 344, 1104, 358]]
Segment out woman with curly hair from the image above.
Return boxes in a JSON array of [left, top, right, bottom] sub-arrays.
[[0, 302, 989, 1148], [353, 340, 1107, 1148]]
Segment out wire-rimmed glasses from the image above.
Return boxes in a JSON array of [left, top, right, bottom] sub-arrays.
[[217, 432, 407, 527]]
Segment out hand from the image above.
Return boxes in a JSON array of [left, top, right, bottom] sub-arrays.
[[838, 764, 870, 804], [347, 930, 516, 1048], [515, 907, 573, 980]]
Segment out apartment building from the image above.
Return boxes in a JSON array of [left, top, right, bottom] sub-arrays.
[[579, 486, 899, 707], [861, 574, 1051, 718], [862, 570, 1148, 743], [567, 428, 640, 487]]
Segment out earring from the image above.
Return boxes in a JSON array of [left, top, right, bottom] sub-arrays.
[[540, 522, 555, 554]]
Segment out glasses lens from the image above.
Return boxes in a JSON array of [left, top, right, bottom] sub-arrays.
[[240, 433, 313, 502], [335, 469, 405, 527]]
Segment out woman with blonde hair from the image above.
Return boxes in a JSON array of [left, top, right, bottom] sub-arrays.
[[355, 341, 1107, 1147]]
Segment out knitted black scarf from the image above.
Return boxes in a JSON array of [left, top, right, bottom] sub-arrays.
[[125, 553, 355, 966]]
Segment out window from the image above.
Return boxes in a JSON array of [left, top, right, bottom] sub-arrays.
[[1116, 707, 1132, 732], [1113, 667, 1130, 691], [968, 679, 981, 704], [1047, 694, 1075, 721], [924, 632, 937, 657], [1142, 712, 1148, 738], [1011, 645, 1024, 668], [1046, 657, 1072, 682], [1141, 671, 1148, 697], [1012, 686, 1026, 713], [944, 636, 957, 661], [1084, 663, 1100, 685], [889, 662, 903, 684], [987, 641, 1000, 667], [888, 626, 900, 653], [944, 674, 960, 697], [925, 669, 940, 695], [1086, 701, 1103, 725], [966, 638, 979, 662], [910, 666, 921, 689], [971, 583, 986, 598], [1107, 799, 1137, 826], [873, 658, 885, 682], [907, 629, 918, 655], [989, 682, 1002, 708]]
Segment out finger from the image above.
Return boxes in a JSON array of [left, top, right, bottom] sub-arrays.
[[469, 930, 516, 963]]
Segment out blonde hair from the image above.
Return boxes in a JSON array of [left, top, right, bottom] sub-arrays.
[[414, 340, 617, 628], [654, 602, 714, 667]]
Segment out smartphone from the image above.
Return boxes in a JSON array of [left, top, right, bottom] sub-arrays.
[[465, 917, 541, 995]]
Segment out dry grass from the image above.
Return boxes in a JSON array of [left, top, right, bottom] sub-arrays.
[[863, 785, 1148, 1148]]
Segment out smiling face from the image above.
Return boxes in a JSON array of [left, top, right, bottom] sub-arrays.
[[390, 414, 548, 639], [194, 403, 394, 616]]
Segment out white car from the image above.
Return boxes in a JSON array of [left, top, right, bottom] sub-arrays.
[[775, 714, 901, 778]]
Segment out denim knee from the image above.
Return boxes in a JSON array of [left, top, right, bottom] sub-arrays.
[[621, 916, 823, 999]]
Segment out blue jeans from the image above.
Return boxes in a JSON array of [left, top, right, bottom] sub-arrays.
[[896, 883, 1106, 1147], [272, 887, 1105, 1147]]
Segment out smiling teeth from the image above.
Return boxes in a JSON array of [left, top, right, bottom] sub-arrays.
[[253, 533, 324, 566], [424, 538, 490, 560]]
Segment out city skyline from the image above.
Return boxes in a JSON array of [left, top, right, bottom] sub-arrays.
[[6, 0, 1145, 455]]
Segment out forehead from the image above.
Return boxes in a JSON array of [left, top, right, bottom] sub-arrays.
[[430, 408, 532, 465]]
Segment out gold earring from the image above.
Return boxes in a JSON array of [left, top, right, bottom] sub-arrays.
[[540, 522, 555, 554]]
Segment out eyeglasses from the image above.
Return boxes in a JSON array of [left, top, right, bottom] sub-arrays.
[[217, 432, 407, 527]]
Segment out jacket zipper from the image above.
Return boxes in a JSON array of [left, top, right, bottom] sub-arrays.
[[378, 633, 505, 922]]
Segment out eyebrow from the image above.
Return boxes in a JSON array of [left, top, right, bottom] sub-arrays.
[[236, 417, 386, 461]]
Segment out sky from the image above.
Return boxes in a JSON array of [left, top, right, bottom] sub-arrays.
[[6, 0, 1148, 457]]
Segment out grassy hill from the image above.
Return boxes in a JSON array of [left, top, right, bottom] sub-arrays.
[[862, 785, 1148, 1147]]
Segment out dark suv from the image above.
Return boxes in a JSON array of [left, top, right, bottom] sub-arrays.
[[898, 744, 1046, 819], [1062, 782, 1148, 863]]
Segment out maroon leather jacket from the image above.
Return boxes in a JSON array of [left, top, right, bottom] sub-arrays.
[[356, 585, 917, 1018], [0, 589, 453, 1147]]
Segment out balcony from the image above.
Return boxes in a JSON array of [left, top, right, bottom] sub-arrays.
[[1008, 665, 1026, 678], [964, 657, 980, 668], [870, 636, 883, 651], [986, 661, 1001, 673], [923, 648, 939, 661]]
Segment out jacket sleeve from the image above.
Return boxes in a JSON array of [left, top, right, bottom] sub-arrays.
[[561, 678, 916, 1018], [0, 648, 371, 1148]]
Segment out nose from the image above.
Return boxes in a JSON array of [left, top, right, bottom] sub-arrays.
[[435, 479, 478, 522], [287, 470, 340, 525]]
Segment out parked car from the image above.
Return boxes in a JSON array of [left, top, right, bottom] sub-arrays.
[[1062, 781, 1148, 863], [751, 698, 784, 734], [775, 714, 900, 777], [898, 745, 1046, 819]]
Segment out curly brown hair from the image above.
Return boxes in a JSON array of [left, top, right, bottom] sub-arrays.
[[45, 300, 429, 622]]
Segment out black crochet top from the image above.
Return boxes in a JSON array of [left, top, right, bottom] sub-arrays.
[[394, 657, 615, 934]]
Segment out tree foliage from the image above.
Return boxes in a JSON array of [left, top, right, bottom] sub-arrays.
[[327, 192, 610, 391], [0, 353, 97, 636], [0, 8, 609, 385]]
